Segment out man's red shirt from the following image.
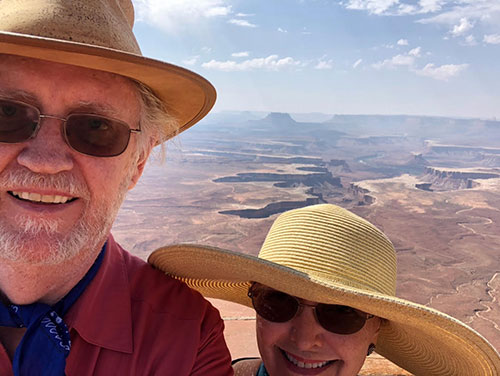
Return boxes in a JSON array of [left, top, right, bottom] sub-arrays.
[[0, 235, 233, 375]]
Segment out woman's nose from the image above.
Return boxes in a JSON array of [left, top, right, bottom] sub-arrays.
[[289, 306, 324, 350]]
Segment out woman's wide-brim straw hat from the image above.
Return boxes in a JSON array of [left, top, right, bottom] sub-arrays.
[[0, 0, 216, 141], [149, 204, 500, 376]]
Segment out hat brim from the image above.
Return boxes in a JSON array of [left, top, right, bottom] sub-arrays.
[[149, 244, 500, 376], [0, 32, 216, 141]]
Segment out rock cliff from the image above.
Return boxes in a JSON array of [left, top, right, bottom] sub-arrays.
[[418, 167, 500, 191]]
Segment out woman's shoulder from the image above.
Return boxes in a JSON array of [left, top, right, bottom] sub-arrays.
[[231, 357, 263, 376]]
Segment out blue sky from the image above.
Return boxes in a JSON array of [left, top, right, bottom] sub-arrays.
[[131, 0, 500, 119]]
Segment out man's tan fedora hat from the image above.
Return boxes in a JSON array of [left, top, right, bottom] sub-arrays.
[[0, 0, 216, 141], [149, 204, 500, 376]]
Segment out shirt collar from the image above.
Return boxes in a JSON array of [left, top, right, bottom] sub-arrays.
[[64, 234, 133, 353]]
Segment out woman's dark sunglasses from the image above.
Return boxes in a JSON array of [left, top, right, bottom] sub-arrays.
[[0, 98, 141, 157], [248, 284, 374, 335]]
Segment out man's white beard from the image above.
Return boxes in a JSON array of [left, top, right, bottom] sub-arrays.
[[0, 166, 133, 265]]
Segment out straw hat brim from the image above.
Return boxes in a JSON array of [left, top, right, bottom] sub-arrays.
[[0, 31, 215, 141], [149, 244, 500, 376]]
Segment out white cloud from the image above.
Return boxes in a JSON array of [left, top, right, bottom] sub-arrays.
[[205, 6, 231, 17], [201, 46, 212, 53], [344, 0, 400, 15], [342, 0, 500, 24], [353, 58, 363, 68], [418, 0, 445, 13], [418, 1, 500, 26], [415, 63, 468, 81], [484, 34, 500, 44], [397, 39, 409, 46], [228, 11, 257, 28], [373, 45, 427, 70], [341, 1, 499, 45], [464, 35, 477, 46], [278, 27, 288, 33], [228, 19, 257, 27], [398, 4, 417, 14], [232, 51, 250, 57], [315, 59, 334, 70], [372, 46, 467, 81], [408, 46, 422, 57], [182, 56, 198, 66], [133, 0, 231, 33], [342, 0, 444, 15], [372, 54, 415, 69], [202, 55, 302, 71], [450, 17, 474, 37], [388, 54, 415, 66]]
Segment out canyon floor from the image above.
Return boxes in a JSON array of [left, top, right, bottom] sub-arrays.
[[112, 160, 500, 371], [112, 113, 500, 373]]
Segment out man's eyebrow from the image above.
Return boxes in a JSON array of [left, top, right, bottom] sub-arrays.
[[0, 88, 39, 103], [0, 90, 120, 117], [73, 101, 120, 117]]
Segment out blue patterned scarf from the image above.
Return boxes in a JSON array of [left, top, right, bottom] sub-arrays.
[[0, 245, 105, 376]]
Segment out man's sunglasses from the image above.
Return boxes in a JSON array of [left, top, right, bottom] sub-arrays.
[[248, 284, 374, 335], [0, 98, 141, 157]]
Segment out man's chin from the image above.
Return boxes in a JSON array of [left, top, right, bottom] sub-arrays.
[[0, 234, 78, 265], [0, 220, 108, 265]]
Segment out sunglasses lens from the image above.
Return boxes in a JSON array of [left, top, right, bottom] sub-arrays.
[[65, 114, 131, 157], [251, 288, 299, 323], [250, 286, 370, 335], [316, 304, 367, 335], [0, 99, 39, 143]]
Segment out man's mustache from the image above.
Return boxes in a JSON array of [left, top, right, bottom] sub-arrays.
[[0, 167, 90, 199]]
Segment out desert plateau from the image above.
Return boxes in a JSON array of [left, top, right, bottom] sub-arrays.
[[112, 111, 500, 374]]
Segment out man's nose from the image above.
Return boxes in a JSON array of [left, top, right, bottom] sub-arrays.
[[289, 306, 324, 350], [16, 118, 74, 174]]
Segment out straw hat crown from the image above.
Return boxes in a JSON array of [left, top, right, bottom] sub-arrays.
[[259, 204, 397, 295], [0, 0, 140, 53]]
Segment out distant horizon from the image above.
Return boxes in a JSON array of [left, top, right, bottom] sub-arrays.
[[204, 109, 500, 122]]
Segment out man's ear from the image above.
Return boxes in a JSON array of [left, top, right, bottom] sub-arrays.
[[128, 141, 154, 190]]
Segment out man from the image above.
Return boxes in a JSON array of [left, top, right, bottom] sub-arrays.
[[0, 0, 232, 375]]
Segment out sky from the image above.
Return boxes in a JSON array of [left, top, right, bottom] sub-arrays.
[[131, 0, 500, 119]]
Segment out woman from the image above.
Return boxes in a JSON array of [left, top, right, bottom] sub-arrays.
[[149, 204, 500, 375]]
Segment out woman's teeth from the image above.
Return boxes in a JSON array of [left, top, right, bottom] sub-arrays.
[[284, 351, 331, 369]]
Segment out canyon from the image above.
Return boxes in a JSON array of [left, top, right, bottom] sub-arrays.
[[112, 112, 500, 374]]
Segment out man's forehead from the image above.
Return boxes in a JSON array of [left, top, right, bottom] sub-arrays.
[[0, 55, 141, 111], [0, 54, 138, 89]]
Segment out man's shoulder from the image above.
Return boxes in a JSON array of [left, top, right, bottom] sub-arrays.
[[117, 243, 214, 321]]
